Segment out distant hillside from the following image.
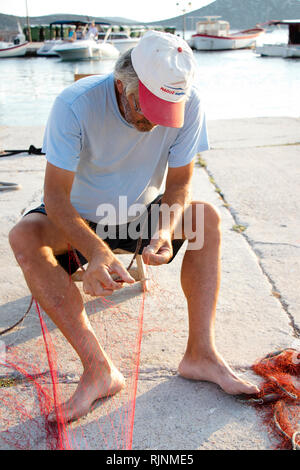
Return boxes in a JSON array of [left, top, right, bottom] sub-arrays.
[[0, 13, 139, 31], [150, 0, 300, 30], [1, 0, 300, 32]]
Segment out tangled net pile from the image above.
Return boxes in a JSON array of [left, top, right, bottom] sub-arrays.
[[242, 348, 300, 450]]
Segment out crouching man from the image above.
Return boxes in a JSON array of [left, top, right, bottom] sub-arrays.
[[9, 31, 259, 423]]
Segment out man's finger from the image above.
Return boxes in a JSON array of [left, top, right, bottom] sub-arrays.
[[84, 267, 122, 293], [93, 286, 115, 297], [144, 253, 169, 265], [83, 279, 93, 295], [84, 284, 114, 297], [144, 238, 162, 254], [94, 267, 123, 290], [112, 263, 135, 284], [142, 246, 171, 265], [83, 279, 114, 297]]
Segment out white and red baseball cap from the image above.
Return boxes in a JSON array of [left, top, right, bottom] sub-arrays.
[[131, 30, 196, 128]]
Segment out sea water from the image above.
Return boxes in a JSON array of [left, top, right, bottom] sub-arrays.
[[0, 28, 299, 126]]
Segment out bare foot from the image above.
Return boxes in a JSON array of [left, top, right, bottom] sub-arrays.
[[48, 365, 125, 423], [178, 353, 259, 395]]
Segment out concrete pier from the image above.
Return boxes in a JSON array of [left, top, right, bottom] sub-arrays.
[[0, 117, 299, 449]]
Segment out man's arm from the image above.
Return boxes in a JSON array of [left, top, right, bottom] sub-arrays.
[[44, 162, 134, 295], [142, 160, 194, 265]]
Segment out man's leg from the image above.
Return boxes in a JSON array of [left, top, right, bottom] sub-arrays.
[[9, 214, 125, 422], [178, 201, 259, 394]]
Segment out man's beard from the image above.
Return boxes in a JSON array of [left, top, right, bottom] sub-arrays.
[[135, 118, 157, 132], [121, 94, 157, 132]]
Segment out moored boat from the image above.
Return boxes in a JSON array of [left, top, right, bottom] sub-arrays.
[[37, 39, 63, 57], [0, 27, 28, 58], [0, 41, 29, 58], [189, 16, 265, 51], [53, 39, 119, 61], [37, 20, 113, 58], [97, 32, 140, 54], [255, 20, 300, 58]]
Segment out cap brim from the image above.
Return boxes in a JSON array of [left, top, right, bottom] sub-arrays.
[[139, 81, 185, 128]]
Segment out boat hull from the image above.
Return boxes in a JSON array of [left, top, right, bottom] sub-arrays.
[[107, 38, 140, 55], [98, 43, 120, 60], [53, 40, 119, 61], [256, 43, 300, 58], [37, 40, 62, 56], [192, 29, 264, 51], [0, 42, 28, 58]]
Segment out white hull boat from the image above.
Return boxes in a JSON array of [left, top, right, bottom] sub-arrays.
[[255, 20, 300, 58], [192, 29, 264, 50], [0, 41, 29, 58], [53, 39, 119, 61], [256, 43, 300, 58], [97, 32, 140, 54], [189, 16, 264, 51], [0, 26, 28, 58], [37, 39, 63, 56]]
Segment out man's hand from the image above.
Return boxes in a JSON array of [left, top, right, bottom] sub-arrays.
[[142, 230, 173, 266], [141, 161, 193, 267], [83, 248, 135, 296]]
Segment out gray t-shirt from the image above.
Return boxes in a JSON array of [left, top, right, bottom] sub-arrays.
[[43, 73, 209, 224]]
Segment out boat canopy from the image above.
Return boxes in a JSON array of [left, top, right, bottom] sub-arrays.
[[49, 20, 111, 26], [268, 19, 300, 45], [269, 20, 300, 25], [195, 16, 230, 37]]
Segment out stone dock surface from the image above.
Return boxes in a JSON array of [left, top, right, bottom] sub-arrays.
[[0, 117, 299, 450]]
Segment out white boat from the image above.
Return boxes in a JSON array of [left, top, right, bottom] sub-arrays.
[[189, 16, 265, 51], [97, 32, 140, 54], [53, 39, 119, 61], [0, 28, 28, 58], [37, 39, 63, 56], [255, 20, 300, 58], [37, 20, 114, 58], [0, 41, 28, 58]]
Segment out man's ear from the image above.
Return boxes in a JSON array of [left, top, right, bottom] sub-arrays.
[[115, 79, 124, 94]]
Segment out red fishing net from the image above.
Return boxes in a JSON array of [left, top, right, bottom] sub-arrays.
[[0, 245, 151, 450], [240, 348, 300, 450], [2, 245, 299, 450], [0, 245, 179, 451]]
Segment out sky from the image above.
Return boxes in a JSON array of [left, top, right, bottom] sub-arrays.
[[0, 0, 215, 23]]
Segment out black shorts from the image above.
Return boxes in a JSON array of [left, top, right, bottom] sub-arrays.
[[24, 197, 185, 275]]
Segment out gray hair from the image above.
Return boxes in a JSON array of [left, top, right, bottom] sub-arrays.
[[114, 48, 139, 97]]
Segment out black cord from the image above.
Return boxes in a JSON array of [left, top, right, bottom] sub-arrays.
[[0, 145, 45, 158], [0, 296, 33, 336]]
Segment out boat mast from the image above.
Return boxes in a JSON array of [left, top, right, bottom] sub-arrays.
[[25, 0, 32, 42]]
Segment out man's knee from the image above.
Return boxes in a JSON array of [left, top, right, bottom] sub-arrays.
[[9, 218, 46, 267], [190, 201, 220, 232], [202, 202, 221, 229]]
